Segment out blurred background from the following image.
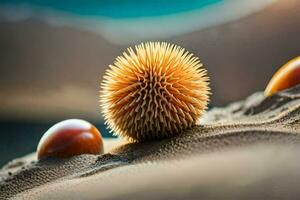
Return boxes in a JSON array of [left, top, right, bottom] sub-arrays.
[[0, 0, 299, 166]]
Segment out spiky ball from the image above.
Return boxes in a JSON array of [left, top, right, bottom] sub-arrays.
[[100, 42, 210, 141]]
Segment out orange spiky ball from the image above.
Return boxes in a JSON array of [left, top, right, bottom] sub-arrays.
[[100, 42, 210, 141]]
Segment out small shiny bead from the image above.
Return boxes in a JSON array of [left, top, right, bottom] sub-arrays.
[[37, 119, 104, 160], [265, 56, 300, 96]]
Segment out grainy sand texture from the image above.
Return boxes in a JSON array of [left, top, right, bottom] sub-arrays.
[[2, 85, 300, 199]]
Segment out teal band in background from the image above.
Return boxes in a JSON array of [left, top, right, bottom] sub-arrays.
[[0, 0, 222, 18]]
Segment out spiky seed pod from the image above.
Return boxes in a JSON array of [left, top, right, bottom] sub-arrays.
[[100, 42, 210, 141]]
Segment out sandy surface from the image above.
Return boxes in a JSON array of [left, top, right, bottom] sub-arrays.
[[1, 85, 300, 199]]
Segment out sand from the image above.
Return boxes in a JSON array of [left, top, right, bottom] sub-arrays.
[[1, 85, 300, 199]]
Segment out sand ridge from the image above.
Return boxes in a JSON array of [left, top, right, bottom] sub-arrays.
[[1, 85, 300, 199]]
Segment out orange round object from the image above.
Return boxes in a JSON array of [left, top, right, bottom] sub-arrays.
[[100, 42, 210, 141], [37, 119, 104, 160], [265, 56, 300, 96]]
